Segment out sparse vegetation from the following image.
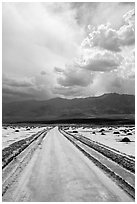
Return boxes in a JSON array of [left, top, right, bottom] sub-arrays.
[[121, 137, 131, 143], [62, 129, 135, 173], [73, 130, 78, 133], [92, 131, 96, 134], [113, 131, 120, 134], [99, 129, 105, 132], [127, 132, 132, 136]]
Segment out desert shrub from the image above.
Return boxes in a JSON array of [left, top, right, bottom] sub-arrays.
[[121, 137, 131, 142], [120, 129, 127, 133], [99, 129, 105, 132], [113, 131, 120, 134], [92, 131, 96, 134], [26, 128, 30, 130], [127, 132, 132, 135]]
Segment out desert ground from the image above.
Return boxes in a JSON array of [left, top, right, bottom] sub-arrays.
[[65, 125, 135, 157], [2, 125, 135, 202]]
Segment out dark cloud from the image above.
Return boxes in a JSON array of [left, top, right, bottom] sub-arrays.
[[2, 75, 53, 102], [2, 85, 51, 102], [2, 86, 32, 96], [80, 51, 123, 72], [2, 86, 35, 102], [3, 76, 33, 87], [53, 86, 85, 98], [56, 65, 93, 87], [54, 71, 135, 98], [83, 59, 117, 72]]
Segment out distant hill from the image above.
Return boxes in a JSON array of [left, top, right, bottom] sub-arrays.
[[2, 93, 135, 123]]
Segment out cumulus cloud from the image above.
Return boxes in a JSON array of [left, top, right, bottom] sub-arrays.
[[81, 8, 135, 52], [79, 50, 123, 72], [55, 49, 123, 91], [118, 49, 135, 79], [54, 70, 135, 98], [55, 46, 134, 98], [89, 72, 135, 96], [123, 8, 135, 24], [55, 64, 93, 87], [55, 43, 134, 98], [81, 24, 121, 52]]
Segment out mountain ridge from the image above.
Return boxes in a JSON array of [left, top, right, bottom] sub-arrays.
[[2, 93, 135, 123], [2, 93, 135, 104]]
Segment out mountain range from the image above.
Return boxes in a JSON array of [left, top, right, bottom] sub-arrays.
[[2, 93, 135, 123]]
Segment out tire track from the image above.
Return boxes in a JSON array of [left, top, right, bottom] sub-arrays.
[[59, 128, 135, 199]]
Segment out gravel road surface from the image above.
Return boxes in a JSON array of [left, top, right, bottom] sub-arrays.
[[3, 127, 133, 202]]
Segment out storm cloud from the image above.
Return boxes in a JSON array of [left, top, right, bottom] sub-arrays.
[[2, 2, 135, 101]]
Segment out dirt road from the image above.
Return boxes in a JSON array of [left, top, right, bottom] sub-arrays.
[[3, 127, 133, 202]]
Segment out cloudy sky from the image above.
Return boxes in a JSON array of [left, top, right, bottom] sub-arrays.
[[2, 2, 135, 102]]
